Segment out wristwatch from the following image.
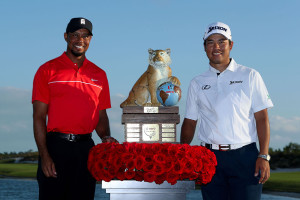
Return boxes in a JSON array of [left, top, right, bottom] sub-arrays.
[[258, 154, 271, 161]]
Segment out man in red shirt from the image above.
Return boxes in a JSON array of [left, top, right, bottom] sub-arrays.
[[32, 17, 118, 200]]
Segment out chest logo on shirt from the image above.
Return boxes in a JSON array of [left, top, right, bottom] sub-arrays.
[[229, 80, 243, 85], [202, 85, 211, 90], [91, 79, 98, 82]]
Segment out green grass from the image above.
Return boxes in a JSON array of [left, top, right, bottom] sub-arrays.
[[263, 172, 300, 193], [0, 163, 37, 178]]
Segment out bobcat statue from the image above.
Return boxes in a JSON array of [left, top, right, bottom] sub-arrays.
[[120, 48, 180, 108]]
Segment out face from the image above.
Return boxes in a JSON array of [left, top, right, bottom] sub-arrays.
[[64, 29, 92, 57], [204, 34, 233, 68]]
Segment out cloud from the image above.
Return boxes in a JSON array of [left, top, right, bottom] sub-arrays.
[[269, 115, 300, 149], [0, 87, 34, 152], [270, 115, 300, 133]]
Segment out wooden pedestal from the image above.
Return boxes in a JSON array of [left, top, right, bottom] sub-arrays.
[[121, 106, 180, 143]]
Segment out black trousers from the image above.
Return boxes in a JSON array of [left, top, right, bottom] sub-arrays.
[[37, 133, 96, 200], [201, 143, 262, 200]]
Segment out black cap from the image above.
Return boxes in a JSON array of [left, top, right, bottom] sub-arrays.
[[66, 17, 93, 35]]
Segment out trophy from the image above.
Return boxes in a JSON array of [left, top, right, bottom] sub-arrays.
[[120, 48, 181, 143]]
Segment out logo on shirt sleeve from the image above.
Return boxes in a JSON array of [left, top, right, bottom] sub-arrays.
[[202, 85, 211, 90]]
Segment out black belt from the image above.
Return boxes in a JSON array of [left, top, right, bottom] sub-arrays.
[[48, 132, 92, 142]]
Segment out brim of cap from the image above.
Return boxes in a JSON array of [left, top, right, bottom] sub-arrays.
[[203, 32, 231, 41], [68, 26, 93, 36]]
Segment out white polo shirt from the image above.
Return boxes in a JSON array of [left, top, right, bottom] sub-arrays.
[[185, 58, 273, 145]]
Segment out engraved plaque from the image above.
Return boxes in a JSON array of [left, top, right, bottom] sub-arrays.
[[126, 128, 140, 133], [126, 124, 140, 128], [162, 128, 175, 133], [127, 133, 140, 137], [162, 138, 176, 142], [144, 107, 159, 113], [162, 133, 175, 137], [162, 124, 174, 128], [127, 138, 140, 142], [142, 124, 159, 141]]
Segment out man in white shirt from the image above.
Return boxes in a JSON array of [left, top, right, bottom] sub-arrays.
[[180, 22, 273, 200]]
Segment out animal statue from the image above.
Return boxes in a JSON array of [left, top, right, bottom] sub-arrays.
[[120, 48, 181, 108]]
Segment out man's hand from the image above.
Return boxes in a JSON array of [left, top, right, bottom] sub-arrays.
[[101, 136, 119, 143], [41, 154, 57, 178], [254, 158, 270, 184]]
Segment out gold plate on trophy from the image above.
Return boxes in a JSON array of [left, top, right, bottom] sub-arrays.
[[127, 133, 140, 137], [162, 124, 174, 128], [162, 128, 175, 133], [144, 107, 159, 113], [162, 133, 175, 137], [142, 124, 159, 141], [162, 138, 176, 142], [126, 124, 140, 128], [127, 138, 140, 142]]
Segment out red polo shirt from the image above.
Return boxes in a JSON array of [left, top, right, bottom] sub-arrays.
[[32, 52, 111, 134]]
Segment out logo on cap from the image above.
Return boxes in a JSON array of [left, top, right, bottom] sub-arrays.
[[208, 26, 227, 34], [81, 19, 85, 25]]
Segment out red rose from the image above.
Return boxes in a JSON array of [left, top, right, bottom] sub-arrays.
[[144, 172, 156, 183], [155, 172, 167, 185], [153, 163, 165, 175], [125, 170, 136, 180], [116, 170, 125, 181], [163, 157, 174, 170], [176, 150, 186, 161], [151, 143, 161, 153], [173, 161, 183, 174], [135, 171, 144, 182], [126, 159, 135, 171], [183, 158, 194, 174], [144, 162, 154, 172], [113, 156, 124, 169], [108, 165, 118, 178], [144, 153, 154, 163], [166, 172, 179, 185], [122, 152, 134, 161], [153, 154, 167, 164], [135, 155, 145, 171], [159, 143, 170, 155], [167, 145, 177, 157], [144, 143, 154, 154], [102, 169, 113, 182], [134, 143, 143, 155], [188, 172, 199, 181]]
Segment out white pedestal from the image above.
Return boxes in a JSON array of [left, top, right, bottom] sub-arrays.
[[102, 180, 195, 200]]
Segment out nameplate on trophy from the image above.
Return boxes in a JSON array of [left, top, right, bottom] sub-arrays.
[[142, 124, 159, 141], [144, 107, 159, 113]]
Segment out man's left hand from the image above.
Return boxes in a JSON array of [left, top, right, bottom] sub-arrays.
[[254, 158, 270, 184], [102, 136, 119, 143]]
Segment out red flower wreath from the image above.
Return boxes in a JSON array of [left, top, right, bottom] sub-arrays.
[[88, 142, 217, 185]]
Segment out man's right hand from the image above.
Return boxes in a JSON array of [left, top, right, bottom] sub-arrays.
[[41, 154, 57, 178]]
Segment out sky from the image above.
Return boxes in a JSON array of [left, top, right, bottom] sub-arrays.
[[1, 0, 300, 152]]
